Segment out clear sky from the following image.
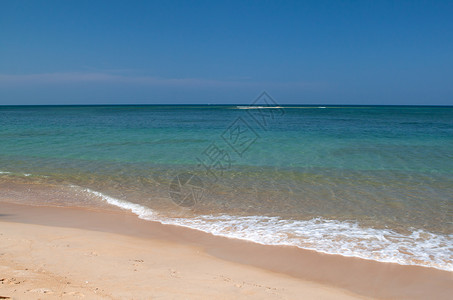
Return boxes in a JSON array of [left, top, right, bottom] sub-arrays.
[[1, 0, 452, 105]]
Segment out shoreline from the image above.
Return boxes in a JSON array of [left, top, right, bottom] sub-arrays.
[[1, 177, 451, 272], [1, 201, 452, 299]]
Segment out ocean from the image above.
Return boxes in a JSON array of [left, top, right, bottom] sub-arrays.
[[0, 104, 452, 271]]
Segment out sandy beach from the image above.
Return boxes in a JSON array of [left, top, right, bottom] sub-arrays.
[[0, 202, 451, 300], [0, 203, 363, 300]]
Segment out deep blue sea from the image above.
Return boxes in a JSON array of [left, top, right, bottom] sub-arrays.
[[1, 105, 452, 271]]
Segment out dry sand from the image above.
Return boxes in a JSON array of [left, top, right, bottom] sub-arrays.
[[0, 202, 452, 299]]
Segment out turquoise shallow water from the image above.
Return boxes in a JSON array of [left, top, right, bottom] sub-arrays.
[[0, 105, 452, 270]]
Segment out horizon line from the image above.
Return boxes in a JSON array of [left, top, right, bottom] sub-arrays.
[[1, 104, 453, 107]]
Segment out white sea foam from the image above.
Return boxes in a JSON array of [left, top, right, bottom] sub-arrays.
[[77, 187, 453, 272], [235, 106, 283, 109], [0, 171, 32, 176], [77, 187, 154, 220]]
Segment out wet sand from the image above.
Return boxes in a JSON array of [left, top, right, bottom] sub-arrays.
[[0, 202, 452, 299]]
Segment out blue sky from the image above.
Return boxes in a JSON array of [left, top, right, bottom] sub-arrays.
[[1, 0, 452, 105]]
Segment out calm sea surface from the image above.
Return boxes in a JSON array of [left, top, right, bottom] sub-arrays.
[[1, 105, 452, 270]]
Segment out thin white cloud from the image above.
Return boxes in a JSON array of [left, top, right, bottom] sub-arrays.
[[0, 72, 316, 89], [0, 72, 120, 83]]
